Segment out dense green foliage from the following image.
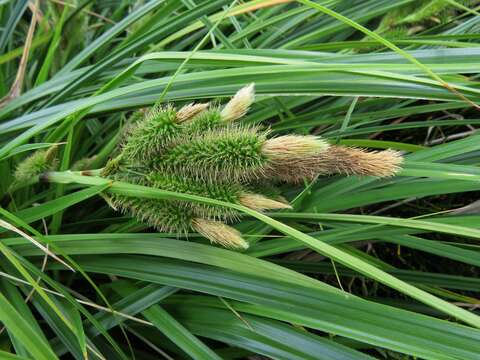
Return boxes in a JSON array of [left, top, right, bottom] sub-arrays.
[[1, 0, 480, 359]]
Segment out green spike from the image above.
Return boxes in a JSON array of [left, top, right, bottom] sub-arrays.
[[105, 170, 193, 233], [183, 108, 224, 133], [147, 172, 243, 220], [152, 126, 269, 180], [120, 105, 180, 161], [111, 196, 194, 234], [14, 146, 58, 183]]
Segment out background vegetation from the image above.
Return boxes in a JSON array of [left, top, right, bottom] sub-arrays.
[[1, 0, 480, 359]]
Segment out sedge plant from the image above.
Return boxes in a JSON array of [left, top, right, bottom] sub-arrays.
[[5, 3, 480, 358], [90, 84, 401, 249], [12, 84, 403, 249]]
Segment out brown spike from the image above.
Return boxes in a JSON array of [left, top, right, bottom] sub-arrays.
[[269, 146, 403, 182], [191, 218, 249, 249], [176, 103, 209, 122], [262, 135, 329, 162], [239, 193, 291, 211]]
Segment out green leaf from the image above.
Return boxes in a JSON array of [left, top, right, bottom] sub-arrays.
[[0, 293, 58, 360]]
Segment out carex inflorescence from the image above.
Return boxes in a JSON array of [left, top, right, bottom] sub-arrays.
[[101, 84, 403, 249]]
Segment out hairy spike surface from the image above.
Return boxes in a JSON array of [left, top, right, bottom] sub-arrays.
[[14, 146, 58, 183], [269, 146, 403, 182], [221, 83, 255, 122], [320, 146, 403, 177], [153, 126, 269, 180], [111, 196, 193, 234], [147, 173, 243, 220], [121, 105, 180, 161], [176, 102, 209, 122], [182, 108, 225, 133], [104, 170, 193, 233], [191, 218, 249, 249], [238, 193, 291, 211]]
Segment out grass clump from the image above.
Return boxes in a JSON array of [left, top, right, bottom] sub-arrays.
[[2, 1, 480, 359]]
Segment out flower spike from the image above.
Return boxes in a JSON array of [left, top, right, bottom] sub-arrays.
[[221, 83, 255, 122], [191, 218, 249, 249], [103, 83, 403, 250], [176, 102, 209, 122]]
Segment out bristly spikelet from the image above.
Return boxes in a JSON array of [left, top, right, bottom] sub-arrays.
[[221, 83, 255, 122], [191, 218, 249, 249], [176, 102, 209, 122], [320, 147, 403, 177], [152, 126, 270, 180], [101, 157, 122, 177], [120, 105, 180, 161], [14, 146, 58, 183]]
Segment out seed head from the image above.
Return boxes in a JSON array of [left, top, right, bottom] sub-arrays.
[[191, 218, 249, 249], [268, 145, 403, 182], [221, 83, 255, 122], [182, 108, 224, 134], [14, 146, 58, 183], [147, 172, 242, 220]]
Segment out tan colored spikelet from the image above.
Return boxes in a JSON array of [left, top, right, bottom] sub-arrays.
[[221, 83, 255, 122], [191, 218, 249, 249], [316, 146, 403, 177], [274, 195, 290, 205], [262, 135, 329, 161], [45, 145, 59, 163], [176, 102, 209, 122], [239, 193, 291, 211], [268, 146, 403, 182]]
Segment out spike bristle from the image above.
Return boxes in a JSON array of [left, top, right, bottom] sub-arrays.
[[191, 218, 249, 249], [239, 193, 291, 211], [221, 83, 255, 122], [183, 108, 224, 133], [176, 103, 209, 122]]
